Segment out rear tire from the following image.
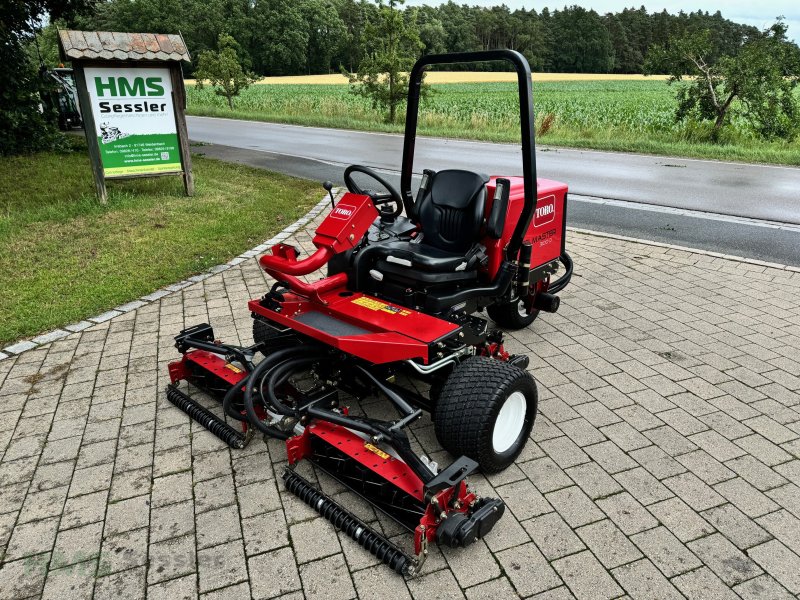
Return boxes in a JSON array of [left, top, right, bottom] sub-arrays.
[[434, 356, 538, 473], [487, 299, 539, 330]]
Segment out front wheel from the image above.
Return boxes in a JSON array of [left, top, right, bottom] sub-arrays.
[[433, 356, 538, 473]]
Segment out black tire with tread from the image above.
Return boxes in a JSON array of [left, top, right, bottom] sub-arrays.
[[487, 300, 539, 330], [434, 356, 538, 473]]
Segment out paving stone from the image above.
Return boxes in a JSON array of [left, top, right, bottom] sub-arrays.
[[539, 435, 590, 468], [545, 485, 604, 528], [197, 539, 248, 593], [747, 539, 800, 595], [147, 574, 197, 600], [612, 558, 684, 600], [249, 547, 301, 599], [463, 576, 519, 600], [565, 462, 622, 499], [552, 550, 623, 600], [105, 493, 150, 535], [496, 478, 552, 520], [714, 477, 779, 518], [702, 504, 772, 550], [242, 510, 289, 556], [673, 566, 741, 600], [146, 533, 196, 584], [520, 456, 573, 493], [407, 567, 465, 600], [151, 471, 193, 507], [687, 533, 762, 586], [596, 492, 658, 535], [201, 581, 251, 600], [733, 574, 796, 600], [767, 483, 800, 518], [93, 565, 146, 600], [576, 519, 642, 568], [756, 508, 800, 552], [51, 521, 103, 568], [442, 539, 500, 588], [5, 515, 59, 560], [496, 541, 561, 597], [614, 466, 673, 505], [42, 559, 96, 600], [98, 527, 149, 576], [290, 516, 343, 563], [150, 499, 195, 543], [663, 472, 726, 511], [523, 511, 585, 560], [196, 503, 242, 549], [0, 553, 50, 598], [631, 525, 701, 578]]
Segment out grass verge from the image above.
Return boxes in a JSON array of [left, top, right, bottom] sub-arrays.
[[0, 139, 320, 345]]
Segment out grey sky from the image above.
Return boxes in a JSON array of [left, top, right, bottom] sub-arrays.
[[404, 1, 798, 42]]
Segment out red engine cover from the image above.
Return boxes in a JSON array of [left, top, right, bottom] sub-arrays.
[[482, 177, 567, 278]]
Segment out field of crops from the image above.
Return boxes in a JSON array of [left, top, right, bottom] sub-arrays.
[[186, 80, 800, 165], [188, 80, 679, 136]]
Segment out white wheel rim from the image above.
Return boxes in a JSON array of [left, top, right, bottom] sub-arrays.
[[492, 391, 527, 453]]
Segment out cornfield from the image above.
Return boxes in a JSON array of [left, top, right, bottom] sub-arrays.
[[187, 80, 681, 137]]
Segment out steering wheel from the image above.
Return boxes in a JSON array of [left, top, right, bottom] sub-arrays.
[[343, 164, 404, 218]]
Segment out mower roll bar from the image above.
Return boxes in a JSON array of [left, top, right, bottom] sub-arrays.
[[401, 49, 538, 262]]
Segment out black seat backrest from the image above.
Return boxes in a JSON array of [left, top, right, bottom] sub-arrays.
[[415, 169, 489, 253]]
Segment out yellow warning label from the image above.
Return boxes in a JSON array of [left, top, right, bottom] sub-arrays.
[[351, 296, 411, 316], [224, 363, 243, 374], [364, 443, 390, 460]]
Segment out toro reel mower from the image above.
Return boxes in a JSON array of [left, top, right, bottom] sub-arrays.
[[166, 50, 572, 576]]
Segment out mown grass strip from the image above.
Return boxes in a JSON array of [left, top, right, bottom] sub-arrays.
[[0, 140, 319, 344]]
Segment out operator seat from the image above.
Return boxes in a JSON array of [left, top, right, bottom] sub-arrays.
[[360, 169, 490, 286]]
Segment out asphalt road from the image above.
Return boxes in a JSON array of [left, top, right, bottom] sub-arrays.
[[187, 116, 800, 266]]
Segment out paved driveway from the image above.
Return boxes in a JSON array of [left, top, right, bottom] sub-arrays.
[[1, 218, 799, 599]]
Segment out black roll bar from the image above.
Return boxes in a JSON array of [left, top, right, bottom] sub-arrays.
[[401, 49, 538, 261]]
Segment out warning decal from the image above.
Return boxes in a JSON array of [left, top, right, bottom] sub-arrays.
[[351, 296, 411, 316]]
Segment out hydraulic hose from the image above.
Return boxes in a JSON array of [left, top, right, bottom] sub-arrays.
[[222, 375, 250, 423], [243, 346, 311, 437], [548, 251, 573, 294], [263, 355, 327, 416]]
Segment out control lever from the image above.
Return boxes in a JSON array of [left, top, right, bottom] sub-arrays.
[[322, 181, 335, 208]]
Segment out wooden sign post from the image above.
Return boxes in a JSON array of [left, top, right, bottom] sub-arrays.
[[58, 30, 194, 203]]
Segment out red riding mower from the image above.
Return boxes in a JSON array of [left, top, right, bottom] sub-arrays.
[[167, 50, 572, 576]]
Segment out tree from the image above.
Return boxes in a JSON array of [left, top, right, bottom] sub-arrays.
[[1, 0, 92, 155], [302, 0, 346, 74], [346, 0, 424, 123], [195, 34, 258, 109], [251, 0, 309, 75], [646, 19, 800, 140]]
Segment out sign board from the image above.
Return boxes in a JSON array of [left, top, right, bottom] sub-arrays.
[[84, 66, 182, 177]]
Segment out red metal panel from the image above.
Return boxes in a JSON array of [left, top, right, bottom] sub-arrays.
[[309, 421, 425, 501], [483, 177, 567, 277], [313, 193, 378, 253], [185, 350, 247, 386]]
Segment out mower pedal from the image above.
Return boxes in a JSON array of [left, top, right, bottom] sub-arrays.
[[282, 468, 413, 575], [166, 385, 246, 449]]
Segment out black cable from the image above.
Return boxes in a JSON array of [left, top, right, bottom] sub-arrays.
[[222, 374, 250, 423]]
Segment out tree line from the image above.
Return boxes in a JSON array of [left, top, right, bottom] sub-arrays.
[[68, 1, 763, 76]]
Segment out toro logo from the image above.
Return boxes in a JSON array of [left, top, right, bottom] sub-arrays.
[[331, 204, 355, 220], [533, 195, 556, 227]]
